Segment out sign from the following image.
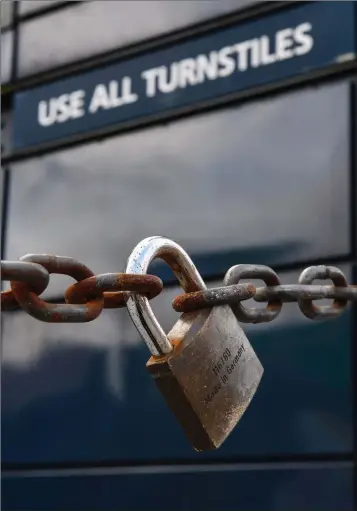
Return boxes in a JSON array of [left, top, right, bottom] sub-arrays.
[[13, 1, 356, 150]]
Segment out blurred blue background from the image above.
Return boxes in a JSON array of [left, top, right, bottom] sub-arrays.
[[1, 1, 356, 510]]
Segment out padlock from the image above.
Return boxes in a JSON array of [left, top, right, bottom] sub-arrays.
[[125, 236, 263, 451]]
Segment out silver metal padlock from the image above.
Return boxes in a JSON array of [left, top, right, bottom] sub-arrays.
[[125, 236, 263, 451]]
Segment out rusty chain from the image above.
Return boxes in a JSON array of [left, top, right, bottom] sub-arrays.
[[1, 255, 163, 322], [1, 256, 356, 323], [173, 264, 357, 321]]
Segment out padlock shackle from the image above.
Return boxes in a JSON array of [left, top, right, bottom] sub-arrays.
[[125, 236, 206, 356]]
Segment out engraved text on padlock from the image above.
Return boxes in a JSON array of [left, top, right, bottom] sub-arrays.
[[126, 236, 263, 451]]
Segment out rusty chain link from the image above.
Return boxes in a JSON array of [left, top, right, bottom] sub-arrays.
[[1, 257, 356, 323], [173, 264, 357, 322], [1, 255, 163, 322]]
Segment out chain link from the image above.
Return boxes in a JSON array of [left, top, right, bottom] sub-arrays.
[[1, 257, 356, 323], [173, 264, 357, 322], [1, 255, 163, 322]]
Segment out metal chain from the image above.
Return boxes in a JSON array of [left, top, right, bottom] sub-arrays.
[[1, 257, 356, 323], [173, 264, 357, 322], [1, 255, 163, 322]]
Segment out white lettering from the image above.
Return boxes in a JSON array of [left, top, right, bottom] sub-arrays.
[[260, 35, 277, 64], [276, 28, 294, 61], [157, 64, 179, 94], [38, 21, 316, 129], [56, 94, 71, 123], [88, 84, 111, 114], [196, 51, 218, 83], [141, 68, 160, 97], [108, 81, 123, 107], [294, 22, 314, 56], [235, 38, 260, 71], [106, 78, 138, 107], [250, 38, 260, 68], [70, 89, 85, 119], [218, 46, 235, 77], [235, 41, 250, 71], [38, 90, 85, 127], [121, 77, 138, 104], [38, 99, 56, 127], [178, 58, 198, 88]]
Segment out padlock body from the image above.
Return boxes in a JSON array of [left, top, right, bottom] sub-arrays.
[[146, 305, 263, 451]]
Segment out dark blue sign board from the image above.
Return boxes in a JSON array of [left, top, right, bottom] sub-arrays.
[[13, 1, 356, 150]]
